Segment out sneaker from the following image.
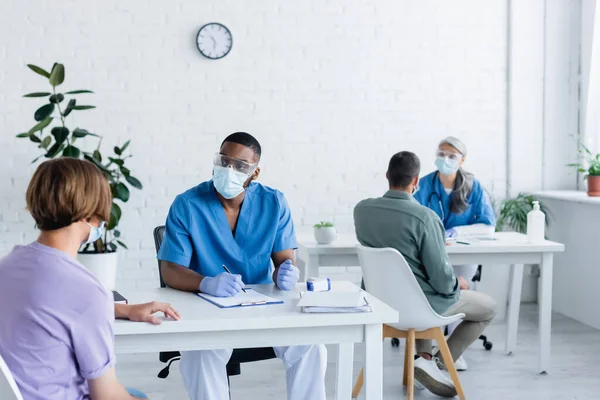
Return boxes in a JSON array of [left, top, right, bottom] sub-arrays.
[[435, 354, 468, 372], [414, 357, 457, 398], [454, 356, 468, 371]]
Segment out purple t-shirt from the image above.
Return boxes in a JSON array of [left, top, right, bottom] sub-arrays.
[[0, 242, 115, 400]]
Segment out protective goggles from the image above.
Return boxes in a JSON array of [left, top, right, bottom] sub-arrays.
[[213, 153, 257, 175], [435, 150, 463, 161]]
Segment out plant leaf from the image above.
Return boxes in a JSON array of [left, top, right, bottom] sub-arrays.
[[107, 243, 117, 252], [27, 64, 51, 78], [114, 230, 121, 238], [51, 127, 69, 145], [40, 136, 52, 149], [73, 105, 96, 110], [125, 175, 143, 189], [49, 63, 65, 87], [31, 155, 44, 164], [120, 140, 131, 153], [93, 150, 102, 162], [65, 90, 94, 94], [114, 146, 122, 156], [114, 182, 130, 202], [63, 99, 76, 117], [49, 94, 64, 104], [23, 92, 51, 98], [29, 134, 41, 143], [28, 117, 53, 134], [116, 240, 128, 249], [63, 145, 81, 158], [83, 154, 110, 173], [108, 157, 124, 167], [108, 202, 122, 230], [16, 132, 30, 138], [45, 142, 66, 158], [34, 103, 55, 121], [73, 128, 99, 138], [120, 166, 130, 177]]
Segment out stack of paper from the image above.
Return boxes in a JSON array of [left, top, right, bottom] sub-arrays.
[[297, 290, 372, 313]]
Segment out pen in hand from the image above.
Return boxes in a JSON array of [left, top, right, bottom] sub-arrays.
[[222, 264, 246, 293]]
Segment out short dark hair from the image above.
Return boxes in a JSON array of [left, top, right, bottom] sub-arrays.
[[387, 151, 421, 188], [221, 132, 262, 158]]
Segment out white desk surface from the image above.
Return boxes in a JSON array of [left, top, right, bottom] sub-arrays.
[[114, 281, 398, 336], [298, 232, 564, 254]]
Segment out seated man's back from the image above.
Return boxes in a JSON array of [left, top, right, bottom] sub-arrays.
[[0, 242, 114, 400], [354, 190, 458, 314]]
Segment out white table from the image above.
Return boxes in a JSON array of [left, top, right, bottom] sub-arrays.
[[113, 281, 398, 400], [297, 232, 565, 374]]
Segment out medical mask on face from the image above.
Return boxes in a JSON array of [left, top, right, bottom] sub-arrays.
[[212, 165, 251, 199], [435, 157, 459, 175], [84, 221, 106, 245]]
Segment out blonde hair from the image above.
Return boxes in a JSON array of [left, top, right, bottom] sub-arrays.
[[26, 158, 111, 231]]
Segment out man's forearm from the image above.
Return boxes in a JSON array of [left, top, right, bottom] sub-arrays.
[[161, 261, 204, 292]]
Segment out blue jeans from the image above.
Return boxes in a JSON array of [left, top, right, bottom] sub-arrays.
[[126, 387, 148, 398]]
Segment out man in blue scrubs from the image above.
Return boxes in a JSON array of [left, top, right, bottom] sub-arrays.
[[158, 132, 326, 400]]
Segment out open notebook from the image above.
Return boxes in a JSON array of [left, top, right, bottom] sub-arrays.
[[197, 288, 283, 308]]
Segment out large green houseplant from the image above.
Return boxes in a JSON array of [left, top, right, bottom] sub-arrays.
[[567, 135, 600, 196], [17, 62, 142, 288]]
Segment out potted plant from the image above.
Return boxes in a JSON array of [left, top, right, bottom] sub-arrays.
[[568, 135, 600, 196], [17, 62, 143, 290], [313, 221, 337, 245], [496, 193, 550, 234]]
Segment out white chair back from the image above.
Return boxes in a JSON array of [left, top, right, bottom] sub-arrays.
[[0, 354, 23, 400], [357, 245, 464, 331]]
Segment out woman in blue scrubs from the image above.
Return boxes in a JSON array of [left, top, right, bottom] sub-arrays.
[[414, 136, 496, 370]]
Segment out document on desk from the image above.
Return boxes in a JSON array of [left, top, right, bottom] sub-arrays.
[[298, 290, 372, 313], [197, 288, 283, 308]]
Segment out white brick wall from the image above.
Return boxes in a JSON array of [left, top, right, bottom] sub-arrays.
[[0, 0, 508, 289]]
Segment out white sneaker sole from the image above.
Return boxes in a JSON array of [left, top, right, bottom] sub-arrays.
[[414, 366, 458, 398]]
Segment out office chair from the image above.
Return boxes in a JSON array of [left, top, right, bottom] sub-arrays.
[[0, 353, 23, 400], [390, 265, 493, 351], [354, 246, 466, 400], [153, 226, 277, 382]]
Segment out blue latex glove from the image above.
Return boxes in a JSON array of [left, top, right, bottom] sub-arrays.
[[276, 259, 300, 291], [200, 272, 244, 297], [445, 228, 458, 239]]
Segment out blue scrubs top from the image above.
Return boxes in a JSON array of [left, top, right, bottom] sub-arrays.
[[414, 171, 496, 230], [157, 181, 297, 285]]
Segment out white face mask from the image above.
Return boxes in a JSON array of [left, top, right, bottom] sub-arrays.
[[212, 165, 251, 199], [84, 221, 106, 245]]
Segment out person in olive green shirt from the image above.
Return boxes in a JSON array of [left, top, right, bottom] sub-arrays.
[[354, 151, 496, 398]]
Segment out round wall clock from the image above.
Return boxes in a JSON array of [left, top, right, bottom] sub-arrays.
[[196, 23, 233, 60]]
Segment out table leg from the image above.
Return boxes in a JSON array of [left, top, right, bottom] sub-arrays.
[[364, 324, 383, 400], [505, 263, 524, 355], [336, 343, 354, 400], [539, 253, 553, 374]]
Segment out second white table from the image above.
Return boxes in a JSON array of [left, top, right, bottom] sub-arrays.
[[297, 232, 565, 374]]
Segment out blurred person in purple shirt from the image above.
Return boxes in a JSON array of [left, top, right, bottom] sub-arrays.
[[0, 158, 180, 400]]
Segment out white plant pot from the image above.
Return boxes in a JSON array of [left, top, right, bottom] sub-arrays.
[[78, 251, 118, 291], [314, 227, 337, 245]]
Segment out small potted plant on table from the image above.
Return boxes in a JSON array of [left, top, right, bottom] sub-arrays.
[[313, 221, 337, 245]]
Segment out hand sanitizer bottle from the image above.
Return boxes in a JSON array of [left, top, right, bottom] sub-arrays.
[[527, 201, 545, 243]]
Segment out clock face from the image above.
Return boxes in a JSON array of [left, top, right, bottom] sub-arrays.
[[196, 23, 233, 60]]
